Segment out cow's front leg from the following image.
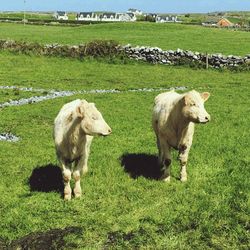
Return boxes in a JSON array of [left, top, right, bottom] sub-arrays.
[[178, 144, 190, 182], [73, 155, 89, 198], [61, 161, 72, 201], [158, 138, 171, 182], [72, 168, 81, 198]]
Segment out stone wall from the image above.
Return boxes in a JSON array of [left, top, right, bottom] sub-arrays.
[[0, 39, 249, 69], [121, 44, 250, 69]]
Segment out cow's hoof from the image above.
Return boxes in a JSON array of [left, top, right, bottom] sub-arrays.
[[64, 194, 72, 201], [74, 191, 82, 198], [75, 193, 82, 198], [74, 187, 82, 198], [180, 177, 187, 182], [162, 176, 171, 182]]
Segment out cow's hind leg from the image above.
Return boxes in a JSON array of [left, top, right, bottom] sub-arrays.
[[60, 160, 72, 200], [158, 138, 171, 182]]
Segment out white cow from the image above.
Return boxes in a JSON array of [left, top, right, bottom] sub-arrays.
[[54, 99, 112, 200], [152, 90, 210, 182]]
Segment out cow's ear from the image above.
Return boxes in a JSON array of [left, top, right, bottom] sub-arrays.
[[200, 92, 210, 102], [76, 105, 84, 118], [183, 94, 192, 105], [76, 100, 88, 118]]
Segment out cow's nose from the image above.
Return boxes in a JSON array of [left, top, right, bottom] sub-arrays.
[[108, 128, 112, 133], [205, 115, 211, 121]]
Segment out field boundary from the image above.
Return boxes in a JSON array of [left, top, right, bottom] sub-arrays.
[[0, 85, 187, 108], [1, 39, 250, 70]]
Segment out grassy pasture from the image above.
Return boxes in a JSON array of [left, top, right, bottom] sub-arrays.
[[0, 22, 249, 248], [0, 22, 250, 55], [0, 12, 53, 20], [0, 50, 249, 249]]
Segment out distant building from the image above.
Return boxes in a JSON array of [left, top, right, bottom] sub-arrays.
[[76, 12, 98, 21], [156, 15, 181, 23], [202, 20, 218, 26], [202, 17, 234, 27], [217, 18, 233, 27], [147, 13, 157, 19], [127, 8, 143, 16], [145, 13, 157, 22], [99, 12, 136, 22], [53, 11, 68, 20], [125, 12, 137, 21], [99, 12, 116, 21], [74, 11, 137, 22]]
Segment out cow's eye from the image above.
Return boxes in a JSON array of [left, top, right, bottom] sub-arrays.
[[191, 103, 196, 106]]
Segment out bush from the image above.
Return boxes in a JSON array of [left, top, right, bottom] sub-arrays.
[[83, 40, 121, 58]]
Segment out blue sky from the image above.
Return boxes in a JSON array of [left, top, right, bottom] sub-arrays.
[[1, 0, 250, 13]]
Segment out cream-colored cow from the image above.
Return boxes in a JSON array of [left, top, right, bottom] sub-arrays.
[[54, 99, 112, 200], [152, 90, 210, 182]]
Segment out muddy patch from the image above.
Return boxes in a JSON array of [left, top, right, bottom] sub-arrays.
[[5, 227, 82, 250]]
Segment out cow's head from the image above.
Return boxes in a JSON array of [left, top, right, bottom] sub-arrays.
[[182, 90, 211, 124], [76, 100, 112, 136]]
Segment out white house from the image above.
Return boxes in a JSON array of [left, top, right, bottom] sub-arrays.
[[126, 12, 137, 21], [53, 11, 68, 20], [99, 12, 136, 22], [127, 8, 143, 16], [156, 15, 181, 23], [99, 12, 117, 21], [76, 12, 98, 21]]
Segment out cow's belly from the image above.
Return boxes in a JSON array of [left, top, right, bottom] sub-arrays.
[[57, 141, 85, 163], [167, 136, 178, 150], [160, 129, 179, 150], [70, 143, 85, 160]]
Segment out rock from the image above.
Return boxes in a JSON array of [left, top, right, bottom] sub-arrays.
[[176, 48, 183, 53], [244, 59, 250, 64], [186, 51, 194, 57], [0, 133, 20, 142]]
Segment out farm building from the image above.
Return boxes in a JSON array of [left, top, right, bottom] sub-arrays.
[[127, 8, 143, 16], [202, 19, 218, 26], [99, 12, 116, 21], [217, 17, 233, 27], [202, 17, 234, 27], [156, 15, 181, 23], [53, 11, 68, 20], [99, 12, 136, 22], [125, 12, 137, 21], [76, 12, 98, 21]]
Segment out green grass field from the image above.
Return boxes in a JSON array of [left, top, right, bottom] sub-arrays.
[[0, 12, 53, 20], [0, 22, 250, 55], [0, 22, 249, 249]]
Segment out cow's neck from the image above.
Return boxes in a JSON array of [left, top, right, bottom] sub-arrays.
[[173, 101, 194, 143], [66, 117, 81, 136]]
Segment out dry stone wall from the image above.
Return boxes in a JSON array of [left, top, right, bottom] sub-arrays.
[[0, 39, 249, 69], [121, 44, 250, 69]]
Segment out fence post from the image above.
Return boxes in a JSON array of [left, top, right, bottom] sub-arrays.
[[206, 52, 209, 69]]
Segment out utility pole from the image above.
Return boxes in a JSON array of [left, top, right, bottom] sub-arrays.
[[23, 0, 26, 25]]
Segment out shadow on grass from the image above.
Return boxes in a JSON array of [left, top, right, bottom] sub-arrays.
[[120, 153, 162, 180], [8, 227, 82, 250], [29, 164, 64, 193]]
